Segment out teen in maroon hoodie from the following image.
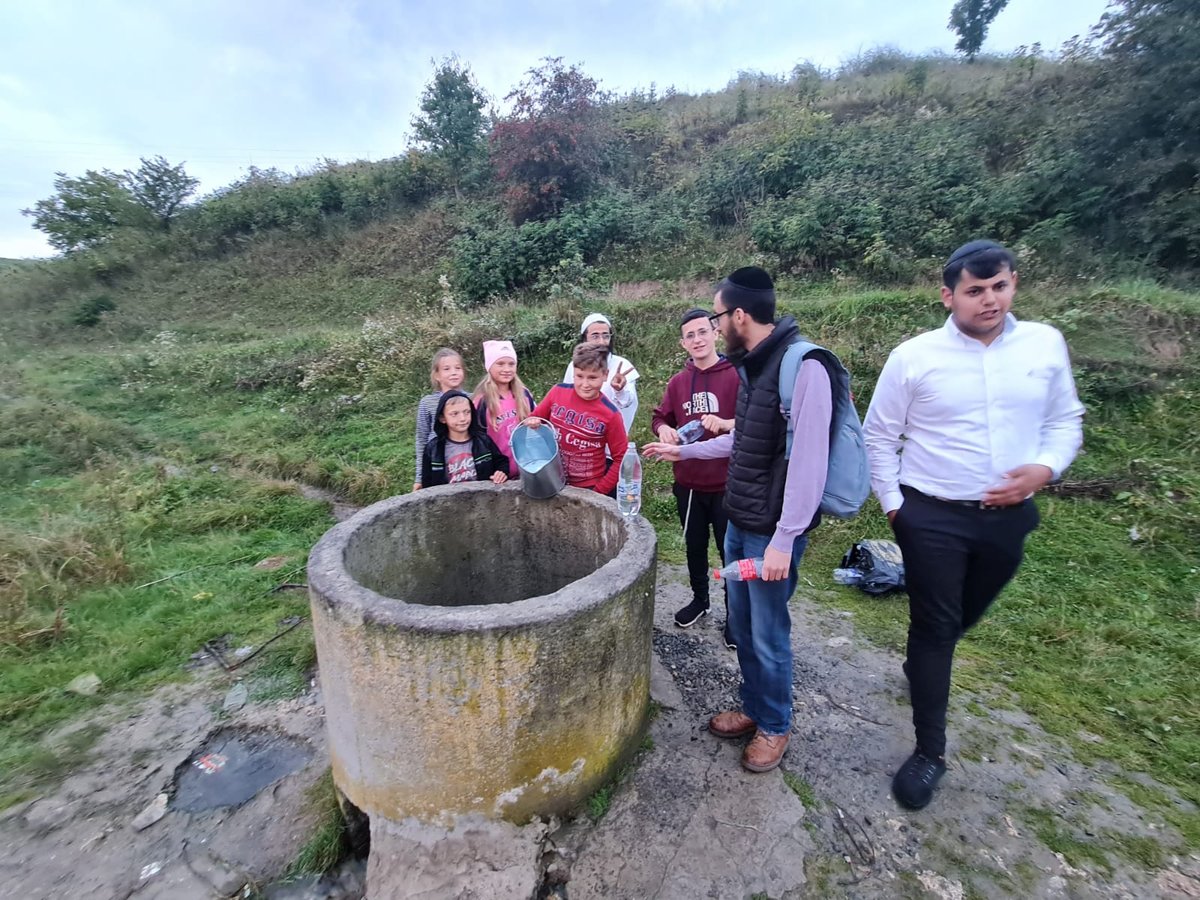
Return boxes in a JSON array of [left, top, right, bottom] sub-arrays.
[[651, 308, 741, 644]]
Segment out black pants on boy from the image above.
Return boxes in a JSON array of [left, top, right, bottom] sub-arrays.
[[672, 483, 729, 608], [892, 485, 1040, 759]]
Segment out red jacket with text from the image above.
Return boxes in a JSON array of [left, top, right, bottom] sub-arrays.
[[532, 385, 628, 495]]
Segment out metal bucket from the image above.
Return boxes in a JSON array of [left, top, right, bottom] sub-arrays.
[[510, 421, 566, 499]]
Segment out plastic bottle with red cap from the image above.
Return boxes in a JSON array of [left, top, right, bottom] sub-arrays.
[[712, 558, 764, 582]]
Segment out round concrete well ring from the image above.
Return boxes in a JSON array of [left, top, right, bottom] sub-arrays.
[[307, 482, 657, 826]]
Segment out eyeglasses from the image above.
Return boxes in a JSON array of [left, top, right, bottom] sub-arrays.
[[586, 331, 612, 342], [682, 326, 713, 342], [708, 309, 733, 330]]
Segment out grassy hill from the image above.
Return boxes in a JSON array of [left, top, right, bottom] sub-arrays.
[[2, 12, 1198, 863], [2, 248, 1197, 850]]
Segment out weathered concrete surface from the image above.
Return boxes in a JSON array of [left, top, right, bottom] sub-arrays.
[[0, 682, 330, 900], [555, 566, 1192, 900], [366, 815, 549, 900], [308, 483, 657, 825]]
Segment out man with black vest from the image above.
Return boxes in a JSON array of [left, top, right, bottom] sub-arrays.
[[645, 266, 831, 773]]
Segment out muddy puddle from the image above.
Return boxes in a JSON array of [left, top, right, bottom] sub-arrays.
[[173, 726, 313, 812]]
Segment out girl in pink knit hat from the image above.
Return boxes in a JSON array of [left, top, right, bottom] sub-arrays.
[[473, 340, 536, 479]]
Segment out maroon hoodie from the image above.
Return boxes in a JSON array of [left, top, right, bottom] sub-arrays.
[[651, 355, 740, 493]]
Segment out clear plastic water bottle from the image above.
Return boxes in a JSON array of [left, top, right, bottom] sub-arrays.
[[832, 568, 864, 585], [676, 419, 705, 445], [712, 557, 764, 581], [617, 442, 642, 518]]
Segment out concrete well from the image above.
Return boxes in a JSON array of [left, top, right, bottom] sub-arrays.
[[307, 482, 657, 825]]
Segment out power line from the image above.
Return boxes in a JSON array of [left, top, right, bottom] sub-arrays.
[[0, 138, 403, 157]]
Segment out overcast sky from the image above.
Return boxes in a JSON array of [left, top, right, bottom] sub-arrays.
[[0, 0, 1111, 258]]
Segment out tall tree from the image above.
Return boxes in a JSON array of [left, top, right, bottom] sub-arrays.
[[1096, 0, 1200, 138], [948, 0, 1011, 61], [125, 156, 199, 232], [410, 57, 488, 199], [1088, 0, 1200, 265], [489, 58, 610, 222], [24, 157, 198, 251], [23, 169, 143, 252]]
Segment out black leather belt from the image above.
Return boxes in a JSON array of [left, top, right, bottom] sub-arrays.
[[901, 484, 1000, 510]]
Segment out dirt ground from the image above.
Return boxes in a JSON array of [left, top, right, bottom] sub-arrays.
[[554, 568, 1200, 899], [3, 556, 1198, 899]]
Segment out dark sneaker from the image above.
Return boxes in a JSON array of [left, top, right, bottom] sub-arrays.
[[674, 599, 710, 628], [892, 748, 946, 810], [723, 623, 737, 651]]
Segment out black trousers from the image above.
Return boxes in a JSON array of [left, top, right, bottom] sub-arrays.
[[892, 485, 1040, 758], [672, 483, 729, 607]]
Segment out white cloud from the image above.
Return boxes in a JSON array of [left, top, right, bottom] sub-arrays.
[[0, 0, 1114, 257]]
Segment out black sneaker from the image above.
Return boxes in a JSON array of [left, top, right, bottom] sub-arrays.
[[674, 599, 709, 628], [892, 748, 946, 810], [723, 623, 737, 651]]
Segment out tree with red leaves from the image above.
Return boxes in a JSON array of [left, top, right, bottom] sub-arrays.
[[489, 58, 611, 223]]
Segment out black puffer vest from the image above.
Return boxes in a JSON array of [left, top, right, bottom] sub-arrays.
[[724, 317, 801, 535]]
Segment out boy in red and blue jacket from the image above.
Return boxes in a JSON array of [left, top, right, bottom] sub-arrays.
[[526, 342, 628, 497]]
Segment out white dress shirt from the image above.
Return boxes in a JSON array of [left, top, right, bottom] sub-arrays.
[[863, 313, 1085, 514]]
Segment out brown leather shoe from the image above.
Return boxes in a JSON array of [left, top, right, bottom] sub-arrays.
[[708, 710, 756, 739], [742, 731, 789, 772]]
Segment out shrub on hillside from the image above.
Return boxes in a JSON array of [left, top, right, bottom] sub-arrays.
[[71, 294, 116, 327], [182, 154, 446, 253], [450, 192, 687, 304], [296, 303, 581, 398], [0, 399, 141, 483], [489, 58, 614, 223]]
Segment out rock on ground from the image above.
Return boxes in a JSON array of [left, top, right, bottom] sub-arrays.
[[3, 562, 1195, 900]]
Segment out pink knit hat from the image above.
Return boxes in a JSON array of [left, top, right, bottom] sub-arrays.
[[482, 340, 517, 372]]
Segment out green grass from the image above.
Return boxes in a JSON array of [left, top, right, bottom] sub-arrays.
[[1019, 805, 1114, 873], [782, 770, 817, 810], [286, 769, 349, 877], [0, 273, 1196, 851], [1106, 774, 1200, 849], [586, 781, 617, 821], [586, 733, 656, 822], [1105, 830, 1166, 869], [0, 461, 329, 808]]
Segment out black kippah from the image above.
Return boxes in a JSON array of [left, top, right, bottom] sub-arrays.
[[725, 266, 775, 291], [946, 240, 1004, 267], [680, 308, 709, 328]]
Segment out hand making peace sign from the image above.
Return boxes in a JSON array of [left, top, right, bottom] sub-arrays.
[[610, 361, 634, 392]]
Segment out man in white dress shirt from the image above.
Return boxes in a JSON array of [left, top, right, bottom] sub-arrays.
[[863, 240, 1084, 810]]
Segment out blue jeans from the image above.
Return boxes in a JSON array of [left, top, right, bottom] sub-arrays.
[[724, 522, 809, 736]]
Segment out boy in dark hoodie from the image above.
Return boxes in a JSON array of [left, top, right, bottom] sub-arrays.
[[652, 308, 741, 643], [422, 390, 510, 487]]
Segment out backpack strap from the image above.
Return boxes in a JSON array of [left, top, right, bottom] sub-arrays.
[[779, 338, 871, 518], [780, 339, 818, 455]]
